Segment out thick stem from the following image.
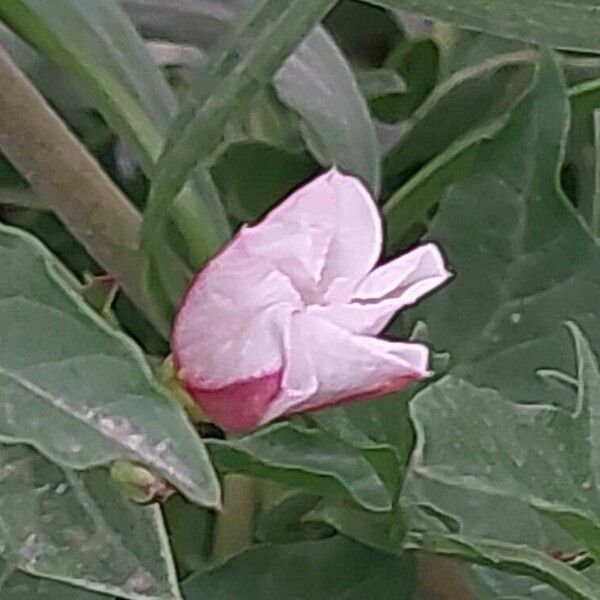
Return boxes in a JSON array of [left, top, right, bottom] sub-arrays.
[[210, 475, 257, 564], [0, 43, 163, 333]]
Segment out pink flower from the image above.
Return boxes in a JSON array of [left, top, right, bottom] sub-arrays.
[[172, 169, 451, 432]]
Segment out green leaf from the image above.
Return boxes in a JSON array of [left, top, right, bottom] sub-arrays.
[[119, 0, 244, 47], [274, 26, 381, 193], [356, 68, 407, 99], [142, 0, 336, 253], [307, 499, 405, 555], [382, 50, 535, 196], [255, 490, 332, 544], [0, 0, 230, 304], [0, 222, 220, 507], [391, 51, 600, 596], [435, 27, 528, 79], [305, 395, 416, 554], [183, 536, 417, 600], [207, 422, 392, 512], [405, 532, 600, 600], [0, 571, 106, 600], [372, 38, 439, 124], [211, 141, 317, 223], [411, 374, 600, 561], [405, 52, 600, 406], [366, 0, 600, 54], [0, 444, 180, 600]]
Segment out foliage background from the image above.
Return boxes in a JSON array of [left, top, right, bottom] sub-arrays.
[[2, 1, 600, 598]]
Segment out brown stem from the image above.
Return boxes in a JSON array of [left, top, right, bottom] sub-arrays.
[[0, 43, 163, 333]]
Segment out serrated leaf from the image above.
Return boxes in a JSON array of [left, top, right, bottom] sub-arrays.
[[367, 0, 600, 54], [0, 444, 180, 600], [0, 223, 220, 507], [207, 423, 392, 512], [183, 536, 416, 600], [274, 26, 381, 193]]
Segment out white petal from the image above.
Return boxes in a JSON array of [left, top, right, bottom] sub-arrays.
[[315, 243, 452, 335], [263, 313, 428, 419], [172, 241, 301, 388], [320, 169, 383, 303], [240, 169, 382, 303]]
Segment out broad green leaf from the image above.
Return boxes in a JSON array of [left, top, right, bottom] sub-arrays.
[[184, 536, 417, 599], [162, 494, 213, 579], [435, 27, 527, 79], [0, 571, 106, 600], [311, 409, 400, 492], [142, 0, 336, 253], [0, 223, 220, 507], [411, 374, 600, 561], [304, 395, 415, 553], [367, 0, 600, 54], [391, 52, 600, 596], [406, 52, 600, 407], [207, 423, 392, 512], [274, 26, 381, 193], [405, 532, 599, 600], [119, 0, 244, 47], [371, 38, 439, 124], [382, 50, 535, 196], [211, 141, 317, 223], [255, 490, 332, 544], [307, 499, 405, 555], [0, 444, 180, 600]]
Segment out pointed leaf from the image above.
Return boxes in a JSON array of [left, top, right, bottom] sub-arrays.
[[0, 223, 220, 507], [367, 0, 600, 54], [274, 26, 381, 193], [0, 444, 181, 600], [207, 423, 392, 512], [184, 536, 416, 600]]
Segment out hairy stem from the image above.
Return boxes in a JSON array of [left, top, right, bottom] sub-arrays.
[[0, 43, 163, 333]]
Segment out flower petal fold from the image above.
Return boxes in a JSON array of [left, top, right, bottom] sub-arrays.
[[172, 246, 300, 389], [263, 313, 429, 421], [238, 168, 382, 303], [172, 170, 451, 433], [307, 243, 452, 335]]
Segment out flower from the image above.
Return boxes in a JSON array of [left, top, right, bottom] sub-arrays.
[[172, 169, 451, 432]]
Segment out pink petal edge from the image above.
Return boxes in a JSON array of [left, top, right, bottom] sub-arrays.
[[180, 369, 284, 432]]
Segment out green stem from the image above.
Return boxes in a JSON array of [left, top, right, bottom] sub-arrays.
[[211, 475, 257, 565], [0, 42, 164, 335]]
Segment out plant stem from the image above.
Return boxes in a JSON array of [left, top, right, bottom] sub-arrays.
[[210, 475, 257, 564], [0, 43, 164, 334]]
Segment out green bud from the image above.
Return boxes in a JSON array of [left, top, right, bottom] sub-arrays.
[[110, 461, 173, 504], [159, 355, 209, 425]]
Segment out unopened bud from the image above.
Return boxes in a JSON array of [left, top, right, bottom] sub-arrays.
[[110, 461, 173, 504]]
